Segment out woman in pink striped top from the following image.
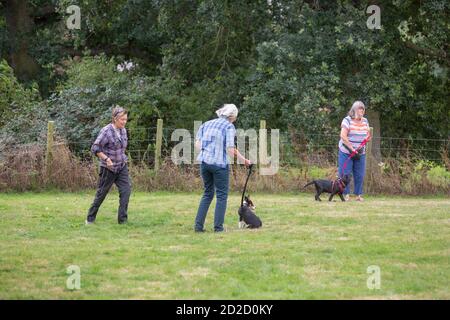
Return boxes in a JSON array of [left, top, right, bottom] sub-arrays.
[[338, 101, 371, 201]]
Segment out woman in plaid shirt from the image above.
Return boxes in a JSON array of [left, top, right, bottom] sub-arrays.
[[194, 104, 251, 233], [86, 106, 131, 224]]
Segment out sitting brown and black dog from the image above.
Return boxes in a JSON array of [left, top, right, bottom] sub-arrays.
[[302, 174, 351, 202], [238, 195, 262, 229]]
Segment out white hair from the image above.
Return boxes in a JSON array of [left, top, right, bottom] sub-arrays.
[[348, 101, 365, 119], [216, 104, 238, 119]]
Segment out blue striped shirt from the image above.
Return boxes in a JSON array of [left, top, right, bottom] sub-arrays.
[[196, 118, 236, 168]]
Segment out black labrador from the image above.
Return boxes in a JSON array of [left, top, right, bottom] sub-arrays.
[[303, 174, 351, 202]]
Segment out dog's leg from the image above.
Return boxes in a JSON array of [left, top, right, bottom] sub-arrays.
[[329, 192, 335, 201], [338, 193, 346, 202], [314, 183, 322, 201]]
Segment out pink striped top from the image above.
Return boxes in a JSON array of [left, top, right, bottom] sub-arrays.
[[339, 116, 370, 154]]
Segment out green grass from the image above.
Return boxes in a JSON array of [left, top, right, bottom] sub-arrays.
[[0, 191, 449, 299]]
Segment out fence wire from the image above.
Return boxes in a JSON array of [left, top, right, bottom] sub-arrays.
[[66, 127, 449, 166]]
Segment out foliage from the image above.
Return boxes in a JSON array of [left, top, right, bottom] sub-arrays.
[[0, 60, 42, 133], [0, 0, 448, 155], [240, 0, 449, 140], [0, 11, 7, 58], [48, 55, 161, 152], [158, 0, 269, 81], [413, 159, 450, 188], [427, 165, 450, 188], [47, 54, 252, 154], [55, 0, 162, 68]]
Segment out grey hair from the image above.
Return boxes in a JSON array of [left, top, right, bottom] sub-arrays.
[[348, 101, 365, 119], [111, 105, 127, 122]]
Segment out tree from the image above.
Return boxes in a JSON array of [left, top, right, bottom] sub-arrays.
[[2, 0, 40, 81]]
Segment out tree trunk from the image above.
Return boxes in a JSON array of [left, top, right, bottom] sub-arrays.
[[366, 109, 382, 162], [3, 0, 40, 82]]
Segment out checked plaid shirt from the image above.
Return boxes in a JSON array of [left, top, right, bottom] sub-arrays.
[[196, 117, 236, 168], [91, 123, 128, 173]]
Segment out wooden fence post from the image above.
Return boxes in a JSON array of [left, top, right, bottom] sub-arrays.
[[45, 121, 54, 180], [127, 152, 133, 171], [154, 119, 163, 172], [259, 120, 267, 169], [365, 127, 374, 192]]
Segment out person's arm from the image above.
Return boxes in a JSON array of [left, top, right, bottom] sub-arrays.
[[225, 124, 250, 166], [194, 123, 205, 153], [227, 147, 251, 166], [91, 128, 114, 169], [195, 139, 202, 152], [96, 152, 114, 169], [340, 127, 355, 152]]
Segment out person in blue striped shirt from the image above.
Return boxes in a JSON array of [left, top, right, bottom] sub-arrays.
[[194, 104, 251, 232]]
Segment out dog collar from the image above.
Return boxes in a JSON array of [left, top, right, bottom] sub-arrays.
[[333, 179, 345, 193]]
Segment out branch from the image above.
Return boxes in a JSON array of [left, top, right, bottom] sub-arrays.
[[30, 5, 56, 18], [59, 43, 161, 64], [404, 41, 450, 66]]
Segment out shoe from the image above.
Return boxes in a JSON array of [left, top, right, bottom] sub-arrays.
[[85, 219, 94, 225], [355, 195, 364, 202], [118, 219, 128, 224], [344, 194, 350, 201], [195, 229, 205, 233]]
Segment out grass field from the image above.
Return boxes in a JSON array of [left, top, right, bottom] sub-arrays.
[[0, 191, 448, 299]]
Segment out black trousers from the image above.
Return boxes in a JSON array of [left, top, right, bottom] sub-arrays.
[[87, 164, 131, 223]]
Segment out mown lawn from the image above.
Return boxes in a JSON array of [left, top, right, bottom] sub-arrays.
[[0, 191, 448, 299]]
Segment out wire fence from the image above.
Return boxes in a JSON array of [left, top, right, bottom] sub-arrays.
[[280, 132, 449, 166], [65, 126, 450, 167]]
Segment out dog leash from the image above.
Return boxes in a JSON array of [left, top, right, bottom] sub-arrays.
[[340, 137, 369, 177], [241, 164, 254, 207]]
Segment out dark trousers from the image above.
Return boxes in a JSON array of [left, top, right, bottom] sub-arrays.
[[195, 163, 229, 232], [87, 165, 131, 223]]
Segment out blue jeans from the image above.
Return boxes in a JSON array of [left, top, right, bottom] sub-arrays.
[[338, 150, 366, 196], [195, 163, 229, 232]]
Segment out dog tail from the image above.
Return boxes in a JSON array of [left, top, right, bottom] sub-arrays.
[[302, 181, 315, 190]]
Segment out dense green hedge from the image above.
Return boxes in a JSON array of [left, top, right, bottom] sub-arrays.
[[0, 1, 448, 153]]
